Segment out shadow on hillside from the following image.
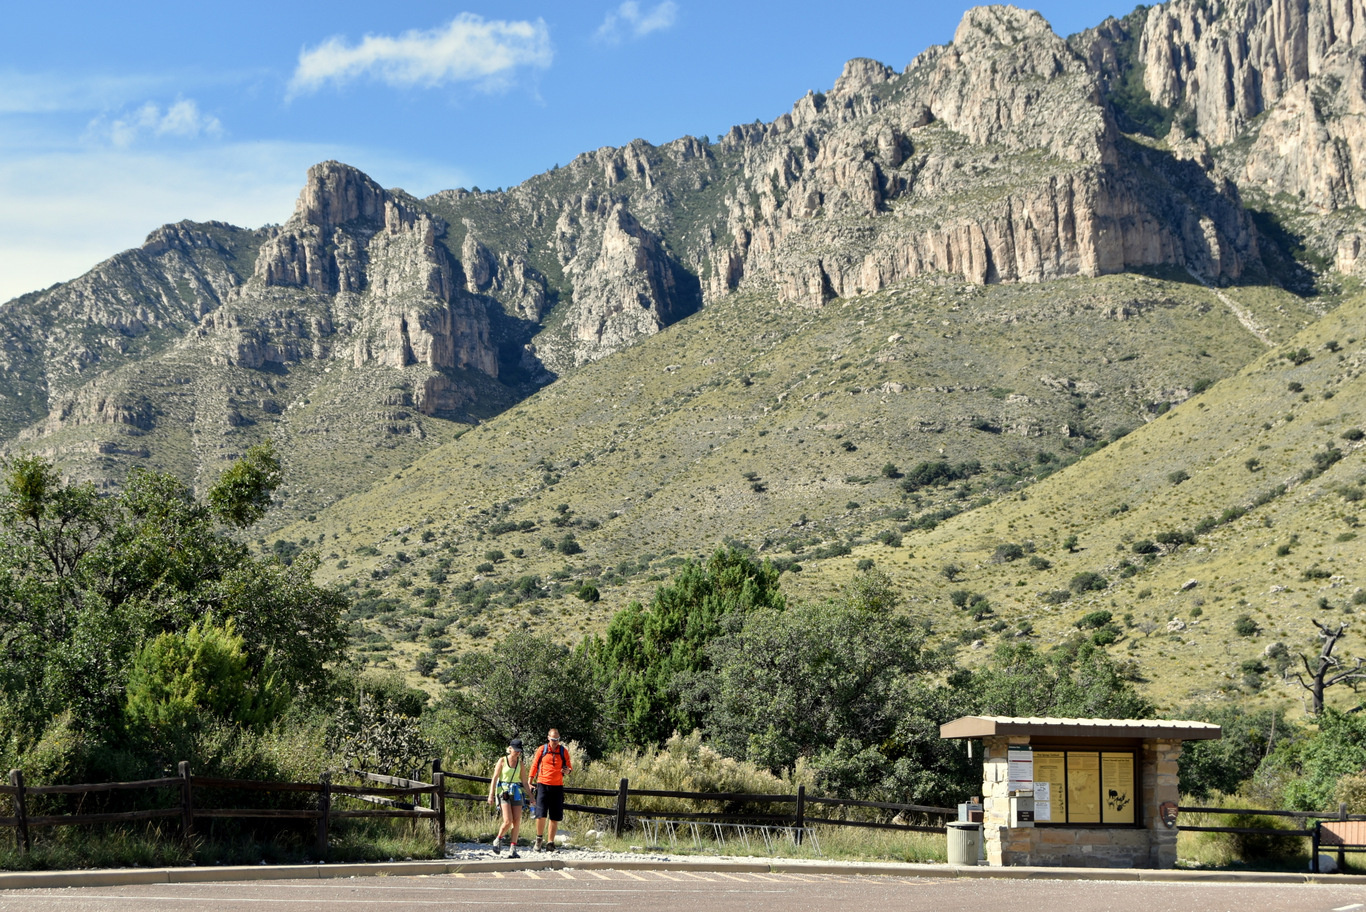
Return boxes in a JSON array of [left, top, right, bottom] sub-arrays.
[[1113, 135, 1326, 297], [1245, 208, 1323, 297]]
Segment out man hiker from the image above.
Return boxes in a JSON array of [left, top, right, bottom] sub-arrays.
[[530, 728, 572, 851]]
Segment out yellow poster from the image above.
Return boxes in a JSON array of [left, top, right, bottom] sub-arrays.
[[1033, 751, 1066, 823], [1066, 752, 1101, 823], [1101, 752, 1136, 824]]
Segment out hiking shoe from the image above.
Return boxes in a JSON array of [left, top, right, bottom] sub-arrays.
[[491, 838, 502, 855], [533, 837, 544, 852], [509, 848, 520, 859], [544, 841, 556, 852]]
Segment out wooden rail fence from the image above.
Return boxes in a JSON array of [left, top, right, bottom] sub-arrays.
[[10, 761, 1366, 866], [1177, 802, 1366, 871], [440, 770, 956, 841], [0, 761, 448, 857]]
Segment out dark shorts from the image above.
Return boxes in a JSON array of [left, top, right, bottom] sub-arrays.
[[533, 783, 564, 821]]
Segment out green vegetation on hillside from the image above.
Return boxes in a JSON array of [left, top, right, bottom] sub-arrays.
[[0, 444, 348, 781]]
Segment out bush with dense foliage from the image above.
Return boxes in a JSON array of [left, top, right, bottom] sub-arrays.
[[581, 547, 786, 749], [0, 444, 349, 782]]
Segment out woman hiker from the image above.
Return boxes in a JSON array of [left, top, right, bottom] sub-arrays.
[[487, 738, 530, 857]]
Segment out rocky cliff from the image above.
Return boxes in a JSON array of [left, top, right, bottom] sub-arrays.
[[699, 6, 1255, 306], [3, 0, 1359, 519], [1077, 0, 1366, 273]]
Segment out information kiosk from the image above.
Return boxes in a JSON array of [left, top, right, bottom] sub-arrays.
[[940, 716, 1221, 868]]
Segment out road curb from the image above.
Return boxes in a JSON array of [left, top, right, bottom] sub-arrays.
[[4, 855, 1366, 890]]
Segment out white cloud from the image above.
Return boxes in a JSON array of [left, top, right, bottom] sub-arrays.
[[289, 14, 553, 95], [595, 2, 678, 44], [92, 98, 224, 147], [0, 72, 170, 115]]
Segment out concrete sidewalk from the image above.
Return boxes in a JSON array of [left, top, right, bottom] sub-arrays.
[[2, 855, 1364, 890]]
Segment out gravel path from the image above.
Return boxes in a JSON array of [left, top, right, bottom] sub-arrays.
[[443, 837, 764, 865]]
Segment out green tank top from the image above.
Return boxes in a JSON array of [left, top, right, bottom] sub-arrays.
[[498, 757, 522, 786]]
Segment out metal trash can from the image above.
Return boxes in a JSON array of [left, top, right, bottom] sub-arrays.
[[946, 821, 981, 865]]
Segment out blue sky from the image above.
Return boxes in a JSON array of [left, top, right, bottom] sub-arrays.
[[0, 1, 1136, 303]]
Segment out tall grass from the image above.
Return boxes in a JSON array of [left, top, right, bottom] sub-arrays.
[[1176, 792, 1310, 871], [0, 818, 442, 871], [444, 732, 946, 861]]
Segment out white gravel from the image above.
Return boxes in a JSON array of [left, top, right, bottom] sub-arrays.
[[444, 839, 691, 863]]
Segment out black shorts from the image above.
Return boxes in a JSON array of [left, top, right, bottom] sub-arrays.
[[533, 784, 564, 821]]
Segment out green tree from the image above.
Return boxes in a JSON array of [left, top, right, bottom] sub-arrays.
[[207, 441, 283, 527], [431, 634, 601, 760], [583, 547, 786, 749], [957, 642, 1154, 719], [1276, 711, 1366, 811], [1177, 705, 1298, 800], [699, 578, 974, 806], [703, 596, 928, 768], [0, 449, 348, 758], [124, 616, 288, 739]]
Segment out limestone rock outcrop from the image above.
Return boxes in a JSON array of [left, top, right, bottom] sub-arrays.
[[554, 204, 686, 365], [9, 0, 1365, 504], [1081, 0, 1366, 268]]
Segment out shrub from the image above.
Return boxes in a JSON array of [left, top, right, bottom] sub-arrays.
[[992, 543, 1026, 563], [1234, 614, 1260, 637], [1156, 529, 1196, 548], [1227, 813, 1304, 862], [1075, 610, 1114, 630], [1286, 347, 1312, 365], [1069, 572, 1108, 593], [1028, 555, 1052, 570], [1311, 446, 1345, 475], [1090, 625, 1120, 646], [125, 617, 288, 738]]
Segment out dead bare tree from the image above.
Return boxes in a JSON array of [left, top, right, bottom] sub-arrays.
[[1290, 619, 1366, 714]]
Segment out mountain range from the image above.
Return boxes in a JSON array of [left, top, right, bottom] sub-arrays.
[[2, 0, 1364, 709]]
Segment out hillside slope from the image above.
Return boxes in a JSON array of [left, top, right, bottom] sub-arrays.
[[288, 272, 1328, 689]]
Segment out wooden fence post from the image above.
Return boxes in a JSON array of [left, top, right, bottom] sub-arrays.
[[9, 770, 29, 854], [1340, 801, 1349, 871], [316, 772, 331, 860], [613, 778, 629, 838], [795, 785, 806, 846], [432, 759, 446, 853], [178, 761, 193, 840]]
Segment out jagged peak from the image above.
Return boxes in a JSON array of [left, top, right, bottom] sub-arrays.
[[293, 160, 387, 233], [138, 220, 246, 259], [953, 4, 1059, 49], [831, 58, 895, 98]]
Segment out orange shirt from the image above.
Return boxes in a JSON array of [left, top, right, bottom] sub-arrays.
[[531, 743, 571, 785]]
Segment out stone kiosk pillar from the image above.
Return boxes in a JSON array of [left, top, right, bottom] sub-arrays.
[[941, 716, 1220, 868]]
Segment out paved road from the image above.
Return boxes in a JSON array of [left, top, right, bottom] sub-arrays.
[[2, 867, 1364, 912]]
